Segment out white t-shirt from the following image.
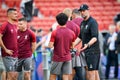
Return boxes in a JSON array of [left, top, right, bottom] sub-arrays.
[[109, 32, 117, 50]]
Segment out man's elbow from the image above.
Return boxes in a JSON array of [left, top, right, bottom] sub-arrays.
[[48, 45, 53, 48], [48, 42, 54, 48], [93, 37, 97, 42]]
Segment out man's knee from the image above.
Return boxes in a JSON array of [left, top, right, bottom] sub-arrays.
[[49, 74, 56, 80], [62, 74, 69, 80], [7, 72, 17, 80], [24, 71, 31, 77]]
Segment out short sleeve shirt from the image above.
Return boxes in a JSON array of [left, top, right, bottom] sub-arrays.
[[0, 22, 18, 57], [50, 27, 75, 62], [66, 21, 80, 39], [79, 17, 100, 53], [17, 29, 36, 59], [72, 17, 83, 27]]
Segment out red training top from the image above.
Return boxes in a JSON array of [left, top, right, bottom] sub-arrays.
[[0, 21, 18, 57], [66, 21, 80, 39], [17, 29, 36, 59], [72, 17, 83, 27], [50, 27, 75, 62]]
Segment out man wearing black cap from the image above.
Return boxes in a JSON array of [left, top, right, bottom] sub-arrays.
[[75, 4, 100, 80]]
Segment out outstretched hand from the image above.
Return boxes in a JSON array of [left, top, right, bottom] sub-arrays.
[[80, 44, 88, 52]]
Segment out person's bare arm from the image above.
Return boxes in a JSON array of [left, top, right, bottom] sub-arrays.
[[74, 37, 82, 47], [36, 37, 46, 49], [48, 42, 54, 48], [87, 37, 97, 46], [0, 34, 13, 55], [70, 42, 74, 49], [31, 42, 36, 53], [0, 34, 6, 50], [81, 37, 97, 51]]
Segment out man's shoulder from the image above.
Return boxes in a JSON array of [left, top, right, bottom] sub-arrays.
[[27, 29, 33, 33], [72, 17, 83, 22], [66, 28, 75, 35], [26, 29, 34, 34], [0, 22, 8, 27], [27, 29, 36, 36], [0, 22, 9, 33], [67, 20, 77, 26], [89, 17, 97, 23]]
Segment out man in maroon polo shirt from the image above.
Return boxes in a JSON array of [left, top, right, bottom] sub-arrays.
[[63, 8, 80, 39], [71, 9, 83, 28], [71, 8, 86, 80], [0, 8, 18, 80], [16, 17, 36, 80], [49, 13, 75, 80]]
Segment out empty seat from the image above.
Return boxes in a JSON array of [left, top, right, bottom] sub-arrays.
[[40, 7, 51, 17], [113, 2, 120, 6], [98, 21, 105, 31], [102, 2, 113, 7], [5, 0, 15, 7], [32, 0, 120, 31], [104, 6, 114, 11], [92, 2, 103, 7], [14, 0, 21, 8], [103, 21, 114, 30]]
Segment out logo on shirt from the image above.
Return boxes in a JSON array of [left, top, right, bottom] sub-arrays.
[[17, 36, 20, 39], [85, 25, 88, 29], [11, 29, 13, 33], [25, 35, 28, 39], [90, 64, 93, 68]]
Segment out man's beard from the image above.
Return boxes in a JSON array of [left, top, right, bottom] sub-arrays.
[[12, 18, 17, 21], [82, 15, 87, 19]]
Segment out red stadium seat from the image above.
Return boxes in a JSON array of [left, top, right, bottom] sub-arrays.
[[103, 21, 114, 30], [102, 2, 113, 7], [50, 9, 59, 17], [92, 2, 103, 7], [0, 0, 112, 32], [14, 0, 21, 8], [40, 7, 51, 17], [98, 21, 105, 31], [113, 2, 120, 6], [104, 6, 114, 11], [5, 0, 15, 7]]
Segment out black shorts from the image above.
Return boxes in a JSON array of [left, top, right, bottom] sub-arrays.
[[85, 52, 100, 71]]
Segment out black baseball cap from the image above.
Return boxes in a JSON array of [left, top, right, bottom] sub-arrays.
[[78, 4, 89, 11]]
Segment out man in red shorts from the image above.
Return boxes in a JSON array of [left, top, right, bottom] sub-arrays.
[[16, 17, 36, 80], [49, 13, 75, 80], [0, 8, 18, 80]]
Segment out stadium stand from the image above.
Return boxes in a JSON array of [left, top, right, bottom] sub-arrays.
[[0, 0, 120, 31]]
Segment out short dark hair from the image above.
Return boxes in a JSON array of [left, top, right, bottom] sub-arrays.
[[37, 29, 42, 32], [18, 17, 27, 21], [72, 9, 80, 15], [49, 28, 52, 32], [7, 8, 17, 13], [56, 13, 68, 26]]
